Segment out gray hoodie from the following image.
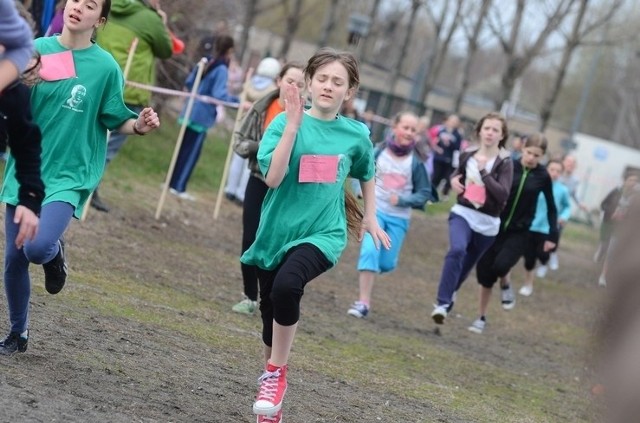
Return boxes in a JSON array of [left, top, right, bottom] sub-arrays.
[[0, 0, 33, 75]]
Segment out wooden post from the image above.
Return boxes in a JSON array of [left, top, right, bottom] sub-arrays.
[[155, 57, 208, 220]]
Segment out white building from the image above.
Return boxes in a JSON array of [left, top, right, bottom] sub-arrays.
[[571, 133, 640, 213]]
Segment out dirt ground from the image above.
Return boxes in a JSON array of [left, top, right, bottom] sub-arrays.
[[0, 180, 605, 423]]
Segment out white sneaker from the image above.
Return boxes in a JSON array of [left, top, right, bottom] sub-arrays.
[[598, 275, 607, 287], [501, 285, 516, 310], [468, 318, 485, 334], [549, 253, 559, 270], [536, 265, 548, 278], [169, 188, 196, 201], [431, 304, 449, 325], [518, 285, 533, 297]]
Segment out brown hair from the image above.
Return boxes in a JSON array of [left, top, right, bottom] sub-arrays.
[[474, 112, 509, 148], [344, 190, 364, 237], [546, 158, 563, 169], [304, 47, 360, 89], [523, 132, 548, 154], [278, 61, 304, 79], [214, 35, 235, 58], [393, 111, 418, 125]]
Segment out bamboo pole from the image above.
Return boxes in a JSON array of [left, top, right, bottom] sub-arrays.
[[155, 57, 208, 220]]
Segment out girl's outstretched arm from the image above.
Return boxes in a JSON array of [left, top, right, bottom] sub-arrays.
[[359, 178, 391, 249]]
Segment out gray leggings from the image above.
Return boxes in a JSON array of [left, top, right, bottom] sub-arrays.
[[4, 202, 74, 333]]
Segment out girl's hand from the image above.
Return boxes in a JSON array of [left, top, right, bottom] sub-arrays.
[[135, 107, 160, 134], [543, 241, 556, 252], [13, 205, 38, 249], [389, 193, 399, 206], [475, 154, 487, 171], [451, 174, 464, 194], [284, 83, 304, 128], [359, 214, 391, 250]]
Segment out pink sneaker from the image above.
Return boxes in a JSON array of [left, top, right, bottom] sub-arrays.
[[253, 363, 288, 416], [257, 409, 282, 423]]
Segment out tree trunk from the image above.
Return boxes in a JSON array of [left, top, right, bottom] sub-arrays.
[[279, 0, 304, 59], [359, 0, 382, 63], [493, 0, 573, 110], [453, 0, 492, 114], [238, 0, 259, 65], [317, 0, 341, 47], [418, 0, 464, 107], [378, 0, 422, 120]]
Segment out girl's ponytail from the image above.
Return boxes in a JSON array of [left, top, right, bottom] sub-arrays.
[[344, 190, 363, 237]]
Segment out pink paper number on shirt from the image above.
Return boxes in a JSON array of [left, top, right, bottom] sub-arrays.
[[39, 50, 76, 81], [298, 155, 339, 183], [463, 182, 487, 206]]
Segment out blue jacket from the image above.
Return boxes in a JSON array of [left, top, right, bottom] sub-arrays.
[[374, 145, 436, 210], [530, 180, 571, 234], [180, 59, 239, 130]]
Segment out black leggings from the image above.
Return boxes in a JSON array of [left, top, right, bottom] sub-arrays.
[[476, 231, 528, 288], [256, 243, 331, 347], [241, 175, 269, 301], [523, 232, 550, 270]]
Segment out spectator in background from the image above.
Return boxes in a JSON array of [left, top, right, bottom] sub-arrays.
[[414, 115, 431, 166], [509, 132, 524, 161], [44, 0, 64, 35], [594, 171, 636, 263], [225, 57, 281, 206], [93, 0, 174, 212], [597, 171, 639, 287], [168, 35, 239, 200], [431, 114, 462, 200]]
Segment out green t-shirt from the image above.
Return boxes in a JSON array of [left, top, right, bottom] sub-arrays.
[[0, 37, 137, 218], [241, 112, 374, 270]]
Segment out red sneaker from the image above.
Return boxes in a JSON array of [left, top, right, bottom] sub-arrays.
[[257, 409, 282, 423], [253, 363, 288, 416]]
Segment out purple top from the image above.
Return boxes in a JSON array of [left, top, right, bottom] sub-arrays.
[[45, 10, 64, 36]]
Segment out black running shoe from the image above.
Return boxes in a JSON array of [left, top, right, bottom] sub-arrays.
[[43, 239, 67, 294], [0, 331, 28, 355]]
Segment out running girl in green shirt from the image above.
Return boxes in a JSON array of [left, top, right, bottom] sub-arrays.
[[0, 0, 160, 355], [241, 48, 391, 422]]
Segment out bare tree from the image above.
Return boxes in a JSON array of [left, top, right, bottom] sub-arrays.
[[538, 0, 623, 131], [317, 0, 342, 47], [377, 0, 423, 118], [238, 0, 260, 63], [359, 0, 383, 63], [416, 0, 465, 107], [612, 48, 640, 149], [279, 0, 305, 59], [488, 0, 575, 111], [452, 0, 492, 114]]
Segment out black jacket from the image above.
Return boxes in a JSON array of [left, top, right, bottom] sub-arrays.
[[0, 81, 45, 214], [501, 160, 558, 242]]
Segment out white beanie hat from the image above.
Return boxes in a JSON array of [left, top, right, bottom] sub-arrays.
[[256, 57, 281, 79]]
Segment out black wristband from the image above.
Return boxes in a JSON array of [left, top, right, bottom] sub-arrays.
[[133, 121, 146, 136]]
